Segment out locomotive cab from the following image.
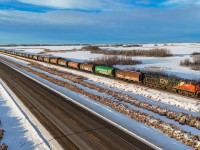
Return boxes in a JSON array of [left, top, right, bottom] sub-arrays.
[[191, 81, 200, 92]]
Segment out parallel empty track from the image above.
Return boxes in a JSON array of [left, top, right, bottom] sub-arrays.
[[0, 61, 155, 150]]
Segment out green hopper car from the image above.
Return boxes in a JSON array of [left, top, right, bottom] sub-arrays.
[[95, 66, 115, 77]]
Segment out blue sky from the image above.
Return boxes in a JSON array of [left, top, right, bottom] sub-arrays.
[[0, 0, 200, 44]]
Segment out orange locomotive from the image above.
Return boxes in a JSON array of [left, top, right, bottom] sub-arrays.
[[173, 80, 200, 97]]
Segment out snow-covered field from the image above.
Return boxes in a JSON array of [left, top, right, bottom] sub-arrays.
[[0, 82, 49, 150], [48, 51, 103, 62], [0, 53, 199, 150], [101, 43, 200, 79], [1, 43, 200, 55], [0, 45, 84, 54], [100, 43, 200, 55], [0, 43, 200, 150]]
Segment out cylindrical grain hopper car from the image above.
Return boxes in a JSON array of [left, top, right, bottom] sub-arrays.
[[80, 63, 95, 73], [115, 70, 142, 82], [33, 55, 38, 60], [58, 59, 68, 66], [19, 52, 24, 56], [28, 54, 33, 59], [50, 57, 59, 64], [21, 53, 26, 57], [43, 56, 51, 63], [25, 54, 29, 58], [68, 61, 80, 69], [38, 56, 44, 61]]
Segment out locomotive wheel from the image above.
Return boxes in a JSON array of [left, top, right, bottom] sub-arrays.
[[177, 90, 184, 95], [197, 93, 200, 98], [161, 86, 166, 90], [191, 93, 196, 97]]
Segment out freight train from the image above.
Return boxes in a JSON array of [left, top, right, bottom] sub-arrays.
[[2, 49, 200, 98]]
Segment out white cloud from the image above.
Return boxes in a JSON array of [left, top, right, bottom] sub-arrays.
[[163, 0, 200, 5], [17, 0, 134, 11], [0, 5, 200, 28], [18, 0, 113, 10], [0, 10, 99, 25], [0, 5, 200, 43]]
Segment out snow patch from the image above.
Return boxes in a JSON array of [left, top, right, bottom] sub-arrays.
[[0, 83, 50, 150]]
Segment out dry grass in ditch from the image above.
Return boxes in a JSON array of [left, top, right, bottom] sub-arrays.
[[192, 52, 200, 55], [88, 55, 141, 66], [180, 55, 200, 70]]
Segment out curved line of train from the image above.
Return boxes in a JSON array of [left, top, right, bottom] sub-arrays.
[[1, 49, 200, 99]]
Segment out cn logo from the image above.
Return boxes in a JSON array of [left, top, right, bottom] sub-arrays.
[[160, 79, 168, 84]]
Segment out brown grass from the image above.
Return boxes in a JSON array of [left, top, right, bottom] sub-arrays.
[[88, 55, 141, 66], [180, 55, 200, 70], [38, 49, 77, 54], [82, 46, 172, 57], [180, 59, 190, 66], [122, 44, 142, 47], [192, 52, 200, 55]]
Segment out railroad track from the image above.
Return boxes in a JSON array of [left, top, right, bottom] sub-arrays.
[[0, 61, 155, 150]]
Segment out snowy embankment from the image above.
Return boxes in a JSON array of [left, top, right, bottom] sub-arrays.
[[0, 54, 199, 150], [0, 82, 51, 150]]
